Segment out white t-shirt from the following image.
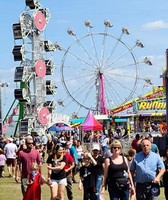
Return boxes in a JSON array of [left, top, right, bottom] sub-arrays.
[[100, 135, 109, 147], [76, 146, 83, 160], [4, 143, 17, 159]]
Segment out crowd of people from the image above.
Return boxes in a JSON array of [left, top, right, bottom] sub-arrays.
[[0, 130, 168, 200]]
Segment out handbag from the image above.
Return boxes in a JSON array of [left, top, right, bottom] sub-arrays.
[[151, 183, 160, 197], [115, 177, 129, 189]]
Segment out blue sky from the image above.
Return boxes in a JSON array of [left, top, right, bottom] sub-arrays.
[[0, 0, 168, 118]]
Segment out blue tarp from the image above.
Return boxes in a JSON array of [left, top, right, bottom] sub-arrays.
[[70, 118, 85, 124], [48, 125, 73, 132], [48, 126, 61, 132]]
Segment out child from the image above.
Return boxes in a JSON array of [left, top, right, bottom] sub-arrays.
[[127, 148, 136, 200], [0, 148, 6, 178], [127, 148, 136, 167], [23, 162, 46, 200], [78, 152, 97, 200]]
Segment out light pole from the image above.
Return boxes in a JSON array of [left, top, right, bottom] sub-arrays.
[[0, 82, 8, 135]]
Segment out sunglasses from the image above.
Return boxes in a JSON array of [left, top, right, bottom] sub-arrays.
[[27, 142, 33, 145], [113, 147, 121, 149]]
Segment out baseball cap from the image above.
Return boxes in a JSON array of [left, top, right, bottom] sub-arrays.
[[92, 143, 100, 151], [8, 138, 13, 142]]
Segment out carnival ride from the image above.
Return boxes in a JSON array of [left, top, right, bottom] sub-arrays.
[[2, 1, 156, 136], [59, 20, 153, 116], [3, 0, 59, 136]]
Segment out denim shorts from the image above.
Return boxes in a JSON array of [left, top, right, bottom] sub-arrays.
[[51, 178, 67, 186]]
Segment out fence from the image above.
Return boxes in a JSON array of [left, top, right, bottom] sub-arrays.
[[82, 133, 168, 156], [82, 135, 132, 155]]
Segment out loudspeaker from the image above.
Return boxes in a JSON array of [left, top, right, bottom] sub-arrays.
[[46, 80, 57, 95], [14, 67, 25, 82], [45, 60, 54, 75], [25, 0, 38, 9], [12, 23, 22, 40], [14, 88, 30, 102], [12, 45, 24, 61], [19, 119, 33, 135]]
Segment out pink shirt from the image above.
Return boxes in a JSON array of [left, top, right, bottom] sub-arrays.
[[0, 154, 6, 166], [17, 149, 41, 178]]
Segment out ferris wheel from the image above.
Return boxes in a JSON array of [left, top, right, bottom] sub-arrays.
[[60, 20, 152, 115]]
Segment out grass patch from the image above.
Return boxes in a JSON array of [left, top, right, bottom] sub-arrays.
[[0, 163, 166, 200], [0, 163, 105, 200]]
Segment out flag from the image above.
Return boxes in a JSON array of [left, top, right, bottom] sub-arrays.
[[12, 107, 18, 115], [2, 125, 7, 134], [7, 116, 13, 124]]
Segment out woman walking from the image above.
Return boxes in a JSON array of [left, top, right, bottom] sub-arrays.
[[102, 140, 135, 200], [46, 143, 67, 200]]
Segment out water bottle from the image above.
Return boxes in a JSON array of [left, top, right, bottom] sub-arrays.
[[123, 170, 128, 179], [31, 171, 36, 180], [83, 168, 88, 177]]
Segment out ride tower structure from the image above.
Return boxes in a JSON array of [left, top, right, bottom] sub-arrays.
[[12, 0, 56, 136]]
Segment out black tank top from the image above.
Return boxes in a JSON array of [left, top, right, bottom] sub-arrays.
[[108, 155, 128, 181]]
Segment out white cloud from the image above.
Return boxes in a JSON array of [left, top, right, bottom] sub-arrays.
[[142, 20, 168, 30]]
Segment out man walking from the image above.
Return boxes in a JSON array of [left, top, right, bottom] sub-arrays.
[[15, 137, 42, 196], [130, 138, 165, 200], [4, 138, 17, 177]]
